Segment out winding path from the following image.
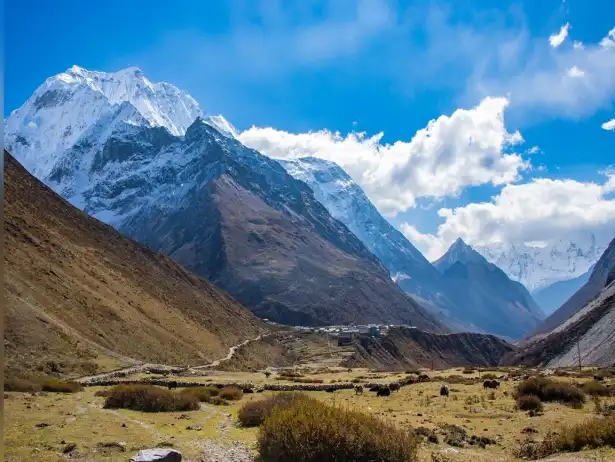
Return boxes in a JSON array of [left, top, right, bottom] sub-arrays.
[[75, 333, 269, 384]]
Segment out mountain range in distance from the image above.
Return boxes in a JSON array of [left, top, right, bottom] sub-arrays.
[[5, 65, 613, 341]]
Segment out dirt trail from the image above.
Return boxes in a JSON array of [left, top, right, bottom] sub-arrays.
[[76, 334, 270, 383]]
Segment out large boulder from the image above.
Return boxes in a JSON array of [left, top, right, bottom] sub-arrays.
[[130, 448, 182, 462]]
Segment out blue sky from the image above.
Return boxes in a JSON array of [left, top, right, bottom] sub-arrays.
[[5, 0, 615, 258]]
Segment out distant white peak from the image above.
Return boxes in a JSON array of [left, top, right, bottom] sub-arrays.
[[45, 65, 202, 137], [203, 115, 239, 139], [433, 238, 486, 270]]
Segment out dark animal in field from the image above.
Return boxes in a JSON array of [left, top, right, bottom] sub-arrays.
[[377, 387, 391, 397], [483, 380, 500, 389], [243, 388, 254, 394], [354, 385, 363, 395], [167, 381, 178, 390], [369, 385, 381, 392], [256, 388, 264, 393], [418, 374, 430, 382], [326, 387, 336, 393], [389, 382, 400, 392], [264, 371, 271, 378], [440, 385, 449, 397]]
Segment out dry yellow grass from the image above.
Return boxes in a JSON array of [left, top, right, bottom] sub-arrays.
[[5, 368, 615, 461]]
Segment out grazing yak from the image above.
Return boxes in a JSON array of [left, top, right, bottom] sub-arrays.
[[389, 382, 400, 392], [483, 379, 500, 389], [325, 387, 336, 393], [440, 385, 449, 397], [377, 387, 391, 397], [354, 385, 363, 395], [167, 381, 178, 390]]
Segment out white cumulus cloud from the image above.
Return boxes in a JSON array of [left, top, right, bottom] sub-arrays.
[[603, 118, 615, 130], [240, 97, 529, 216], [401, 172, 615, 260], [549, 22, 570, 47], [600, 27, 615, 48], [567, 65, 585, 77]]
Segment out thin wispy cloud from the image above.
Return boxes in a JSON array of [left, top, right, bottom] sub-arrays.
[[549, 22, 570, 48]]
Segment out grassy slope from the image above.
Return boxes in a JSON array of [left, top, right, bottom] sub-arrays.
[[4, 151, 265, 377]]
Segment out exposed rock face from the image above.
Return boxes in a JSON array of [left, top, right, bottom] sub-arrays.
[[4, 151, 264, 376], [433, 239, 544, 339], [342, 327, 515, 370], [530, 237, 615, 337], [504, 238, 615, 368]]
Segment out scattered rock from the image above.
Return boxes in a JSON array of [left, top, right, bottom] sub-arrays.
[[186, 425, 202, 431], [522, 427, 538, 434], [414, 427, 439, 444], [35, 422, 49, 428], [176, 414, 190, 420], [122, 423, 127, 428], [96, 442, 126, 453], [62, 443, 77, 454], [130, 448, 182, 462]]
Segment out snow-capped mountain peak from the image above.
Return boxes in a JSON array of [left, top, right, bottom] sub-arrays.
[[433, 238, 487, 271], [203, 115, 239, 139], [4, 65, 204, 178], [475, 234, 610, 292]]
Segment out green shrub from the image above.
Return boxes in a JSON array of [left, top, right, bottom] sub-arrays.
[[40, 379, 83, 393], [219, 386, 243, 401], [515, 377, 585, 406], [238, 393, 306, 427], [481, 373, 498, 380], [180, 386, 218, 402], [104, 384, 200, 412], [257, 393, 419, 461], [582, 380, 615, 397], [462, 367, 476, 374], [209, 396, 229, 406], [4, 377, 42, 393], [514, 415, 615, 459], [278, 369, 304, 378], [516, 395, 544, 412]]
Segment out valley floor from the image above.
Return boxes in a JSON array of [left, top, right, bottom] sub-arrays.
[[5, 363, 615, 461]]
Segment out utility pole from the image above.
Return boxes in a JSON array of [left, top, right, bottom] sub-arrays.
[[577, 339, 582, 374]]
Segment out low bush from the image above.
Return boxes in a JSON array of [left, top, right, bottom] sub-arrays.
[[104, 384, 200, 412], [481, 373, 498, 380], [238, 393, 306, 427], [180, 386, 218, 402], [514, 415, 615, 459], [278, 369, 304, 378], [219, 386, 243, 401], [4, 377, 42, 393], [515, 377, 585, 406], [582, 380, 615, 397], [441, 375, 475, 385], [257, 394, 419, 461], [40, 379, 83, 393], [516, 395, 544, 413], [462, 368, 476, 374]]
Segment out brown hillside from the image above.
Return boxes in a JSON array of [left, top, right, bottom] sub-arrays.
[[4, 151, 265, 377], [342, 327, 515, 370]]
